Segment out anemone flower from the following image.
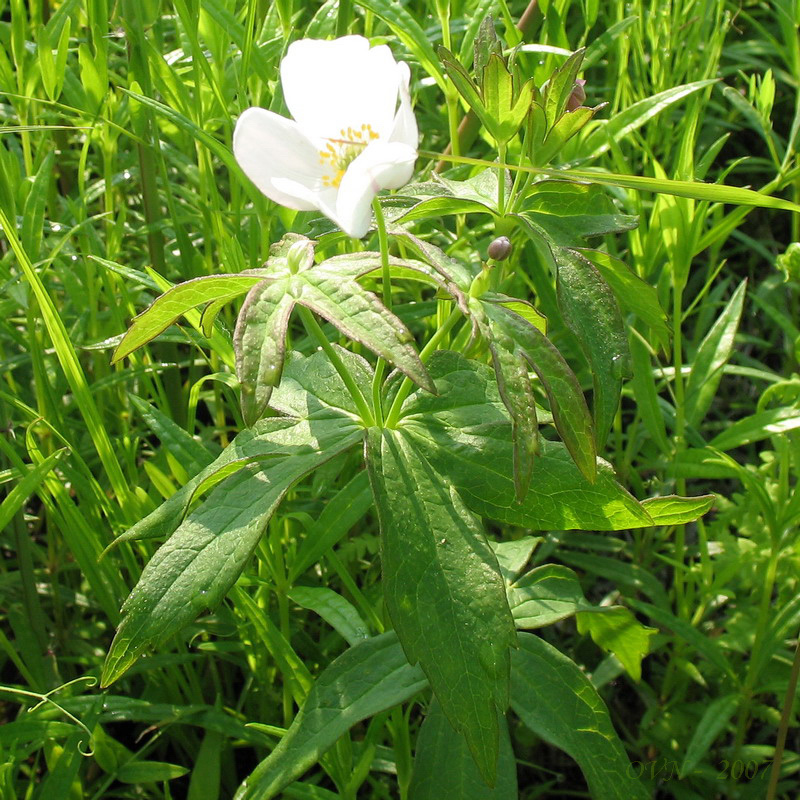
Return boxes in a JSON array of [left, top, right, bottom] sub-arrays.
[[233, 36, 418, 239]]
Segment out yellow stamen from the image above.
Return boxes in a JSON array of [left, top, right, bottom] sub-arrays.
[[318, 123, 380, 188]]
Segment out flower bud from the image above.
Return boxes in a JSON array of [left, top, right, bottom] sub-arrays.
[[287, 240, 311, 273], [566, 79, 586, 112], [488, 236, 512, 261]]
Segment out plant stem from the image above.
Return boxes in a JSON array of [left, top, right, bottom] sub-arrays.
[[370, 198, 392, 426], [497, 142, 507, 215], [766, 627, 800, 800], [297, 306, 374, 426], [385, 308, 461, 428]]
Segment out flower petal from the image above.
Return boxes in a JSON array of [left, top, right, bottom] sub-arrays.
[[334, 141, 417, 238], [389, 61, 418, 150], [281, 36, 401, 139], [233, 107, 325, 210]]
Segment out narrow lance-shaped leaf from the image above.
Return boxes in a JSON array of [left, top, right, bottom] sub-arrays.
[[113, 275, 263, 363], [366, 427, 516, 785], [482, 300, 597, 483], [684, 279, 747, 427], [579, 79, 718, 160], [486, 332, 539, 500], [106, 415, 360, 551], [298, 264, 435, 393], [234, 633, 428, 800], [128, 394, 216, 475], [438, 46, 497, 140], [542, 165, 800, 212], [511, 633, 649, 800], [555, 248, 629, 449], [543, 48, 585, 127], [234, 280, 296, 427], [101, 419, 362, 685]]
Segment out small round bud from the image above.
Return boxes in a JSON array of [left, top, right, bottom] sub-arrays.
[[488, 236, 512, 261], [566, 79, 587, 112]]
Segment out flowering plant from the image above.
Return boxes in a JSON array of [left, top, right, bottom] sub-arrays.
[[102, 26, 724, 798], [233, 36, 418, 238]]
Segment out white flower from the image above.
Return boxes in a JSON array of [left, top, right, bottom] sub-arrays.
[[233, 36, 418, 239]]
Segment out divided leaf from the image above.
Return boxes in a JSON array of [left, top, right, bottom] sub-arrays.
[[542, 48, 585, 127], [102, 376, 364, 685], [400, 353, 655, 532], [366, 427, 516, 785], [576, 607, 657, 681]]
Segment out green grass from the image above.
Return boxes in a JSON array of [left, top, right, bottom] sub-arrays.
[[1, 0, 800, 797]]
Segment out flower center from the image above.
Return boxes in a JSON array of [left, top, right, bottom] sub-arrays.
[[319, 124, 380, 188]]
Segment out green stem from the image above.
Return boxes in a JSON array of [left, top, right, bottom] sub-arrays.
[[732, 547, 780, 763], [370, 198, 393, 426], [385, 308, 461, 428], [671, 283, 687, 612], [297, 306, 374, 426], [497, 142, 507, 215], [766, 627, 800, 800]]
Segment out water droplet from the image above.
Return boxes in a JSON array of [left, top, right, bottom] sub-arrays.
[[51, 223, 61, 233], [123, 170, 131, 180], [70, 255, 78, 261], [171, 249, 180, 256]]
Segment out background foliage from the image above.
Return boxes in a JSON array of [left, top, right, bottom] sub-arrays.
[[1, 0, 799, 797]]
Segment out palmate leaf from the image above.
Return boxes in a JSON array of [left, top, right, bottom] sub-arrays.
[[399, 352, 708, 531], [514, 212, 631, 450], [386, 226, 475, 298], [366, 426, 516, 785], [107, 414, 361, 551], [510, 565, 657, 680], [234, 633, 427, 800], [581, 248, 670, 350], [511, 633, 649, 800], [482, 53, 534, 144], [533, 105, 604, 167], [229, 240, 435, 424], [542, 48, 585, 128]]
